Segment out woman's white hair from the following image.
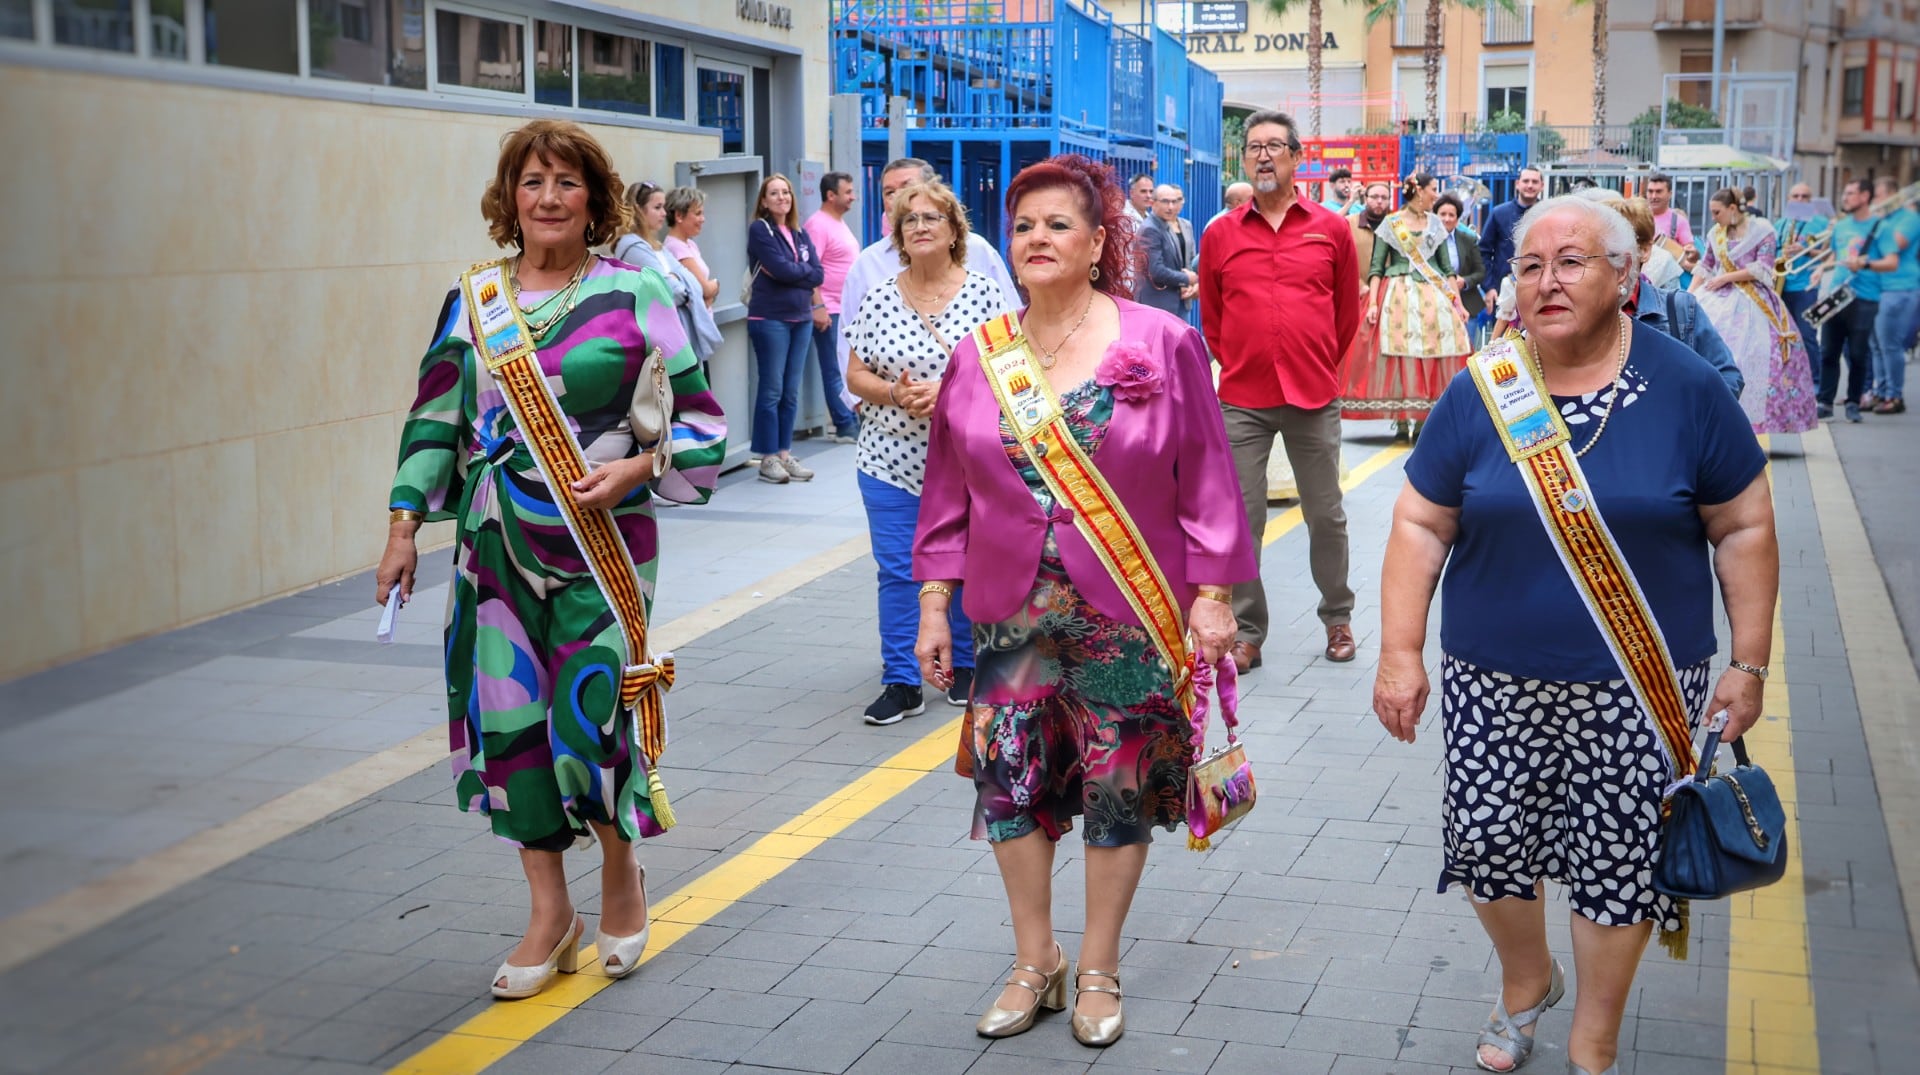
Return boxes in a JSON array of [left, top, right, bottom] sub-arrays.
[[1510, 194, 1641, 294]]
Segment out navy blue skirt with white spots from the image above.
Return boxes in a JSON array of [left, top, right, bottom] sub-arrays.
[[1437, 654, 1711, 933]]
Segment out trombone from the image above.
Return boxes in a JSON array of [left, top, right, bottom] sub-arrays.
[[1792, 182, 1920, 283]]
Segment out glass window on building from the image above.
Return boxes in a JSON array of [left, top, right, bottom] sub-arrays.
[[435, 8, 525, 94], [1842, 67, 1866, 117], [1678, 50, 1715, 110], [534, 21, 572, 107], [579, 27, 650, 115], [206, 1, 299, 75], [55, 0, 134, 53], [655, 43, 687, 120], [2, 0, 34, 41], [392, 0, 426, 89], [698, 64, 746, 155], [150, 0, 187, 59], [311, 0, 399, 85], [1483, 64, 1529, 125]]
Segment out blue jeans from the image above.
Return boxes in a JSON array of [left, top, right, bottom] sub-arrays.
[[1819, 297, 1877, 408], [1872, 288, 1916, 401], [1782, 288, 1823, 394], [746, 318, 812, 455], [810, 313, 860, 436], [859, 471, 974, 685]]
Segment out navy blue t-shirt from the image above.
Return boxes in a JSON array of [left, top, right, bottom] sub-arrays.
[[1403, 321, 1769, 682]]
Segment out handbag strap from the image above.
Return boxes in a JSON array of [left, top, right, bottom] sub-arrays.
[[1186, 649, 1241, 763], [1690, 708, 1757, 779]]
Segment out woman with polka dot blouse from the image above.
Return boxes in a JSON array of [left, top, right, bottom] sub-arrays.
[[843, 179, 1016, 726]]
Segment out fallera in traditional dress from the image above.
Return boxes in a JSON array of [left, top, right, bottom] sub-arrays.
[[1341, 209, 1472, 423], [389, 260, 726, 851], [1693, 223, 1818, 434]]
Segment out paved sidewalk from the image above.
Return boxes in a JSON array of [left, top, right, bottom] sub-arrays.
[[0, 431, 1915, 1074]]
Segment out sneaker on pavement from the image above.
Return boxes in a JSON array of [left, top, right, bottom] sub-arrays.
[[1817, 403, 1834, 420], [1846, 402, 1863, 423], [946, 666, 975, 707], [829, 426, 861, 445], [863, 684, 925, 726], [758, 456, 790, 483], [781, 455, 815, 481]]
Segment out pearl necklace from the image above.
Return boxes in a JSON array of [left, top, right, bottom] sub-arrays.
[[1570, 313, 1631, 459]]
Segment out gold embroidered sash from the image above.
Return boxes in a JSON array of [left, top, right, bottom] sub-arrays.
[[459, 257, 678, 828], [1464, 333, 1697, 788], [971, 313, 1194, 713], [1390, 211, 1470, 320], [1712, 225, 1800, 345]]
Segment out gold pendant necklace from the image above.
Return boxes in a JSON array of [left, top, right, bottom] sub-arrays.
[[512, 252, 594, 339], [1032, 291, 1095, 371]]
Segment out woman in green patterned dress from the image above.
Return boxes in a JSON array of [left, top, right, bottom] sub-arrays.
[[375, 121, 726, 1000]]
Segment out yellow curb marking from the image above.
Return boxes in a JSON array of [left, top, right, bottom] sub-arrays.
[[388, 443, 1411, 1073], [1724, 440, 1818, 1074]]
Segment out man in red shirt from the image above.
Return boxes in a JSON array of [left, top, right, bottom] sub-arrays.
[[1199, 109, 1362, 670]]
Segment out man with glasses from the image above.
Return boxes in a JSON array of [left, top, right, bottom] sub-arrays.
[[1478, 165, 1544, 317], [1775, 183, 1828, 399], [1199, 109, 1362, 671], [1135, 183, 1199, 316]]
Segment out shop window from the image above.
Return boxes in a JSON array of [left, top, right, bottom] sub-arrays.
[[0, 0, 29, 41], [534, 20, 572, 107], [206, 1, 299, 75], [1843, 66, 1866, 117], [579, 27, 650, 115], [698, 65, 746, 155], [55, 0, 134, 53], [435, 8, 525, 95], [655, 43, 686, 120], [312, 0, 397, 84]]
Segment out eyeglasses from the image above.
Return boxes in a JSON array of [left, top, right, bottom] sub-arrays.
[[1789, 192, 1812, 200], [1243, 141, 1297, 159], [900, 212, 947, 231], [1510, 253, 1616, 287]]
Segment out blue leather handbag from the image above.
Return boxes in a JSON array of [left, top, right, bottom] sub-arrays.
[[1652, 728, 1789, 901]]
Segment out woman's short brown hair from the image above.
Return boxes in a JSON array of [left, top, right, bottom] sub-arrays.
[[1615, 196, 1658, 253], [889, 179, 970, 268], [480, 120, 628, 248]]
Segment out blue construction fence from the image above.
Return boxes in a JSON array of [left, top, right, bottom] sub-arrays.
[[833, 0, 1222, 268], [1397, 132, 1530, 233]]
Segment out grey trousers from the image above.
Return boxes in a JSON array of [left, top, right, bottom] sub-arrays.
[[1221, 401, 1354, 646]]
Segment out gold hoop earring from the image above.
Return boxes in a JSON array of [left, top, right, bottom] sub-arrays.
[[585, 223, 597, 245], [1089, 265, 1100, 281]]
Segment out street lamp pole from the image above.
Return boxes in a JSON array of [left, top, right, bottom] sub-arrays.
[[1710, 0, 1726, 114]]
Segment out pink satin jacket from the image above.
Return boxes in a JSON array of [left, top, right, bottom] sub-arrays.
[[913, 298, 1257, 626]]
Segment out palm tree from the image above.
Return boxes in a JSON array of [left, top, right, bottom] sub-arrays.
[[1360, 0, 1517, 134], [1262, 0, 1328, 137], [1572, 0, 1612, 148]]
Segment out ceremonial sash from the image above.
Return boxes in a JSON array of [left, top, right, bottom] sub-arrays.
[[1390, 212, 1470, 321], [1464, 332, 1696, 788], [1712, 226, 1801, 346], [971, 313, 1194, 712], [459, 258, 678, 827]]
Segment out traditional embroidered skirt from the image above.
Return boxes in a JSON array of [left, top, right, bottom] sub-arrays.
[[964, 554, 1192, 848], [1437, 655, 1710, 933], [1341, 277, 1470, 422]]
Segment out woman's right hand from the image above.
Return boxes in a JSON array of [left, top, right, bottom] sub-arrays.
[[1366, 306, 1380, 328], [915, 613, 954, 692], [376, 532, 418, 606], [1372, 648, 1430, 744]]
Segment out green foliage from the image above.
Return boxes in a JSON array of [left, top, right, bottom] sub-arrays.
[[308, 6, 338, 71], [1480, 109, 1528, 135], [1630, 98, 1721, 131], [1532, 124, 1566, 159]]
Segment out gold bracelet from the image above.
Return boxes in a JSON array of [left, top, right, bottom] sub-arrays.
[[1196, 587, 1232, 604], [389, 509, 424, 525], [919, 582, 954, 600]]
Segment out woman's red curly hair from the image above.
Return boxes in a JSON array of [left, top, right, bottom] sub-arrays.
[[1004, 154, 1133, 297]]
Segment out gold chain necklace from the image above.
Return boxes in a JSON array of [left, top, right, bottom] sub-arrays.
[[1031, 290, 1095, 370], [1571, 313, 1631, 459], [901, 269, 963, 309], [512, 252, 594, 339]]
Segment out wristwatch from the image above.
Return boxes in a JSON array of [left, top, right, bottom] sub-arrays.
[[1729, 659, 1769, 681]]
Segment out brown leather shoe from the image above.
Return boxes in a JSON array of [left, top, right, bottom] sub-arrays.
[[1229, 641, 1262, 673], [1875, 398, 1906, 414], [1324, 624, 1357, 663]]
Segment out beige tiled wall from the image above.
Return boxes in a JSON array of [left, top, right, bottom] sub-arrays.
[[0, 54, 820, 680]]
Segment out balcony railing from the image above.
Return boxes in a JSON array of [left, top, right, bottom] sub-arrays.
[[1655, 0, 1762, 24], [1393, 3, 1438, 48], [1484, 4, 1532, 45]]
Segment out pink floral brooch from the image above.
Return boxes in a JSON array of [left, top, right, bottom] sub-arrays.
[[1094, 340, 1165, 402]]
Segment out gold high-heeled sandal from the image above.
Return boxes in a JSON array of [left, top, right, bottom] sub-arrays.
[[1070, 967, 1124, 1047], [975, 942, 1067, 1038]]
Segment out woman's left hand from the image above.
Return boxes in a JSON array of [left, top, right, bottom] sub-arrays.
[[572, 454, 654, 510], [1708, 666, 1766, 742], [1187, 596, 1236, 667], [903, 378, 939, 420]]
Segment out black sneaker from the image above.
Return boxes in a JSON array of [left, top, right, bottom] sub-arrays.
[[946, 667, 975, 707], [863, 684, 925, 726], [1817, 403, 1834, 420]]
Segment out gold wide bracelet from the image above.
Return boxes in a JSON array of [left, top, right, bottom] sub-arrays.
[[389, 508, 424, 525], [919, 582, 954, 600], [1196, 587, 1232, 605]]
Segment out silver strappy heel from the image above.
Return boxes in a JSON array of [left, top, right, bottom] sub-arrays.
[[1475, 959, 1565, 1072]]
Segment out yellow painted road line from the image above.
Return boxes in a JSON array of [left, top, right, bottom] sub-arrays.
[[387, 439, 1410, 1074], [1723, 450, 1818, 1074], [386, 717, 964, 1075]]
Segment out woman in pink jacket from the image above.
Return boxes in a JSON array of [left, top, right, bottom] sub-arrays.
[[913, 155, 1255, 1048]]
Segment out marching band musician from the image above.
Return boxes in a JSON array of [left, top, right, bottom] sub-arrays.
[[1867, 176, 1918, 414], [1775, 184, 1829, 387], [1821, 178, 1898, 422]]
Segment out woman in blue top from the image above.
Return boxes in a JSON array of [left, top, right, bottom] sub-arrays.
[[1373, 197, 1779, 1075], [746, 173, 827, 483]]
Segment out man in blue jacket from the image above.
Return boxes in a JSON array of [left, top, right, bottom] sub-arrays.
[[1134, 183, 1198, 317], [1478, 164, 1544, 315]]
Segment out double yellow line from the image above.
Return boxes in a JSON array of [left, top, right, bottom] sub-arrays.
[[387, 442, 1409, 1074]]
